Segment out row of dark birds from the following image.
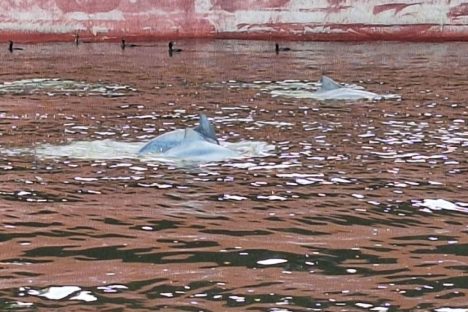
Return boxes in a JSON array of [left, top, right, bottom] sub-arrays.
[[7, 35, 291, 55]]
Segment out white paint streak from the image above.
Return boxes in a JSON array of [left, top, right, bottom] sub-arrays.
[[195, 0, 212, 13], [90, 26, 110, 35], [66, 10, 125, 22]]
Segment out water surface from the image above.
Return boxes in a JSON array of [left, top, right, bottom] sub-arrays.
[[0, 41, 467, 312]]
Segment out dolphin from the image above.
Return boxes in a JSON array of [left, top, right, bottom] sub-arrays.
[[312, 75, 383, 101], [162, 128, 239, 162], [319, 75, 344, 91], [138, 114, 219, 155], [268, 76, 399, 101]]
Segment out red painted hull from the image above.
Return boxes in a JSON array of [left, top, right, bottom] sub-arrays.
[[1, 0, 468, 42]]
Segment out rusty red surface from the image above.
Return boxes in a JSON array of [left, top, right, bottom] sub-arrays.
[[373, 3, 422, 15], [1, 0, 468, 42], [55, 0, 122, 13], [211, 0, 292, 13], [449, 3, 468, 19]]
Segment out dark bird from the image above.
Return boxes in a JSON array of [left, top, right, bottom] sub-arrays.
[[8, 41, 23, 53], [275, 43, 290, 54], [168, 41, 182, 56], [121, 39, 139, 50]]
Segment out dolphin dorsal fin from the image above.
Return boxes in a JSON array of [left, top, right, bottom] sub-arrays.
[[193, 114, 219, 144], [319, 75, 343, 91], [183, 128, 204, 141]]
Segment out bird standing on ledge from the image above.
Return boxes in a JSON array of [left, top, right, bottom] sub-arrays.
[[275, 43, 290, 54], [168, 41, 182, 57], [8, 41, 23, 53], [121, 39, 139, 50]]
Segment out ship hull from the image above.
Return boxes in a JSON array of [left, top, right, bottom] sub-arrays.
[[1, 0, 468, 42]]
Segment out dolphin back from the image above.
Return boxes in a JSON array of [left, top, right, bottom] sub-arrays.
[[139, 114, 219, 155], [319, 76, 343, 91], [183, 128, 204, 141], [194, 114, 219, 144], [165, 129, 238, 161], [138, 129, 186, 154]]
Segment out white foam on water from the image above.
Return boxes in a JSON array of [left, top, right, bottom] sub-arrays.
[[8, 302, 34, 308], [257, 195, 288, 201], [307, 88, 400, 101], [26, 286, 81, 300], [413, 199, 468, 214], [70, 291, 98, 302], [137, 183, 172, 189], [271, 89, 318, 99], [97, 285, 128, 293], [295, 178, 317, 185], [34, 140, 143, 160], [2, 139, 274, 164], [224, 141, 275, 158], [219, 79, 400, 101], [247, 163, 301, 170], [277, 173, 324, 178], [257, 259, 288, 265], [0, 78, 136, 97], [229, 295, 246, 302], [255, 121, 294, 127], [222, 194, 247, 201]]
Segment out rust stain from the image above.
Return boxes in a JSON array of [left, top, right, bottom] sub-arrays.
[[118, 0, 198, 13], [327, 0, 348, 5], [231, 22, 467, 42], [324, 0, 352, 14], [55, 0, 122, 13], [448, 3, 468, 19], [373, 3, 421, 15], [212, 0, 292, 13]]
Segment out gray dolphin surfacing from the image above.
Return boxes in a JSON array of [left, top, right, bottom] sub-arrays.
[[163, 128, 239, 161], [193, 113, 219, 145], [138, 114, 219, 155], [318, 75, 343, 91], [268, 76, 399, 101], [313, 75, 387, 100]]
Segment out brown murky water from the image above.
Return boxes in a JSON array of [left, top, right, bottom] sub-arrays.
[[0, 41, 467, 312]]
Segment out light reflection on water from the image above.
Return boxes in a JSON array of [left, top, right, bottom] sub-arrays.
[[0, 41, 467, 312]]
